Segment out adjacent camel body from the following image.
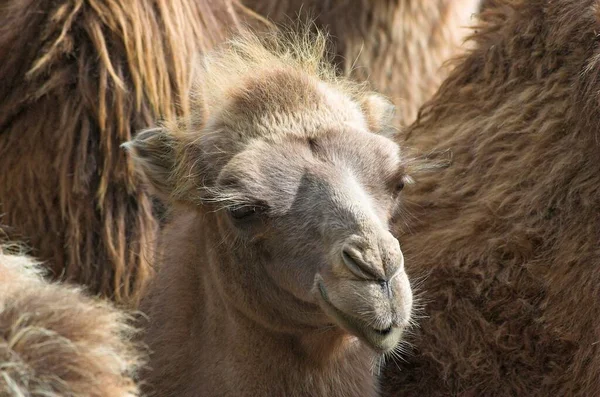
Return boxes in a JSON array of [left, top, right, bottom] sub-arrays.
[[0, 0, 251, 305], [0, 247, 142, 396], [383, 0, 600, 395]]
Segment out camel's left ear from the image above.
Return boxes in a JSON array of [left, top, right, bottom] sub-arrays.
[[359, 93, 396, 137], [121, 127, 177, 200]]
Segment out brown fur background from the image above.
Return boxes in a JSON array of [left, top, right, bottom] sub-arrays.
[[383, 0, 600, 395], [0, 0, 257, 305], [0, 247, 143, 396], [243, 0, 481, 124]]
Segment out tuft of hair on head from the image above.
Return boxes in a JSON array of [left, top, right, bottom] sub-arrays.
[[198, 24, 337, 116], [0, 248, 145, 397], [196, 24, 395, 130]]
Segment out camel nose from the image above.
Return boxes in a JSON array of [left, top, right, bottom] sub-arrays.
[[341, 233, 404, 281]]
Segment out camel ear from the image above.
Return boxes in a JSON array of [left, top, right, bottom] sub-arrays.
[[359, 93, 396, 136], [122, 127, 177, 199]]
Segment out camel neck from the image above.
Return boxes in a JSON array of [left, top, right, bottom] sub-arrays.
[[199, 277, 379, 396]]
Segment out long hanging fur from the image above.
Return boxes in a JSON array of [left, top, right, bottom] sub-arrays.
[[0, 247, 143, 396], [0, 0, 259, 305], [382, 0, 600, 395], [242, 0, 481, 125]]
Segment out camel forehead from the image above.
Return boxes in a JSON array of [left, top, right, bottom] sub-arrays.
[[218, 129, 401, 205], [228, 69, 320, 115], [222, 68, 367, 140], [228, 129, 400, 174]]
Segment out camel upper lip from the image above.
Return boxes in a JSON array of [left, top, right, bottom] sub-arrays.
[[316, 280, 403, 353]]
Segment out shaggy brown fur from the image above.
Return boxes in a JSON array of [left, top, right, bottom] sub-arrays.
[[128, 31, 414, 396], [0, 247, 143, 396], [243, 0, 481, 124], [382, 0, 600, 395], [0, 0, 258, 305]]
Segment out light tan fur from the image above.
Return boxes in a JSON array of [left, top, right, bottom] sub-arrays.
[[0, 247, 143, 396], [126, 30, 415, 396], [243, 0, 481, 125]]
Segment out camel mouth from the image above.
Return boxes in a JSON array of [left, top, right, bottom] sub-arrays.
[[316, 280, 403, 353]]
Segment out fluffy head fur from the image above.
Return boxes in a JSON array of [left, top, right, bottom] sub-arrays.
[[0, 0, 259, 305], [126, 30, 414, 396], [382, 0, 600, 395], [0, 247, 143, 396], [243, 0, 481, 125]]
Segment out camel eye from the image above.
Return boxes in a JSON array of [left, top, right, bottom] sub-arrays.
[[392, 174, 411, 196], [395, 180, 405, 193], [228, 204, 267, 221]]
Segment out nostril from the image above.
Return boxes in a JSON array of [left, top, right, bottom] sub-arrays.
[[379, 233, 404, 278], [378, 279, 392, 298], [374, 326, 392, 336], [341, 246, 377, 280]]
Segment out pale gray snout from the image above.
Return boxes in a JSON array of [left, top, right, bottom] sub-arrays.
[[317, 231, 410, 353], [340, 232, 404, 281]]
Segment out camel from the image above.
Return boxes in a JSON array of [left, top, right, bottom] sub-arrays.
[[0, 246, 143, 396], [244, 0, 482, 125], [380, 0, 600, 395], [125, 30, 414, 396]]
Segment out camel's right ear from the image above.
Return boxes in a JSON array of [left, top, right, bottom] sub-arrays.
[[359, 93, 397, 137], [122, 127, 177, 199]]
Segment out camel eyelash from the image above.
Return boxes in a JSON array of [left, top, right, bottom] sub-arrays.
[[387, 170, 412, 197], [227, 201, 270, 221]]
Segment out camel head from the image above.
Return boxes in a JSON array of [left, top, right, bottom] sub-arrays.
[[125, 31, 413, 354]]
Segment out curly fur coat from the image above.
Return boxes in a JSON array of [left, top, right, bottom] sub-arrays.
[[383, 0, 600, 395]]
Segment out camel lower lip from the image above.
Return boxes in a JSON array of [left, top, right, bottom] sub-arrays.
[[316, 281, 402, 353]]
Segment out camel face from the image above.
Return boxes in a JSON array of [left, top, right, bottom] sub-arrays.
[[213, 126, 412, 352], [125, 32, 414, 361]]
